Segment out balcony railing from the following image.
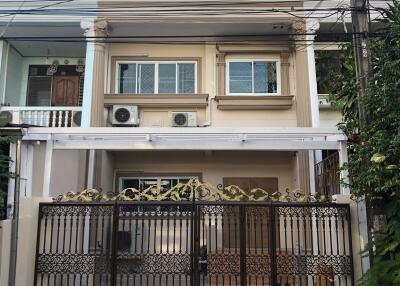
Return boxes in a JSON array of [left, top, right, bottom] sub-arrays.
[[0, 106, 81, 127], [315, 152, 340, 197]]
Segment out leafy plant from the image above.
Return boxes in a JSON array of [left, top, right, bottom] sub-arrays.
[[329, 2, 400, 285], [0, 135, 15, 209]]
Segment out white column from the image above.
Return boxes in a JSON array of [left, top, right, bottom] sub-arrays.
[[306, 19, 321, 129], [86, 149, 96, 189], [338, 140, 350, 195], [80, 19, 109, 127], [304, 20, 324, 169], [0, 40, 9, 104], [42, 139, 53, 197]]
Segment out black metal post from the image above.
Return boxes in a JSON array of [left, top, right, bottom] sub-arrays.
[[239, 205, 246, 286], [270, 204, 277, 286], [346, 205, 355, 286], [110, 202, 119, 286], [33, 204, 44, 286]]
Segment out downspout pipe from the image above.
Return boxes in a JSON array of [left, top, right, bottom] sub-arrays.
[[8, 138, 21, 286]]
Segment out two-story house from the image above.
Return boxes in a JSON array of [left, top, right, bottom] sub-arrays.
[[0, 1, 382, 286]]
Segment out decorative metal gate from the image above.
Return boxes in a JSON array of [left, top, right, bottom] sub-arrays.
[[34, 201, 354, 286]]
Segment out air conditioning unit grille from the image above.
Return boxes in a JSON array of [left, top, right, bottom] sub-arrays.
[[112, 105, 139, 126], [115, 108, 131, 123], [72, 111, 82, 126], [172, 112, 197, 127], [173, 113, 187, 126]]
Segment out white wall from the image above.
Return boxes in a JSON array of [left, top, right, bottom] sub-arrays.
[[4, 47, 22, 106], [319, 109, 342, 128], [49, 149, 86, 197], [30, 143, 86, 197], [112, 150, 297, 193]]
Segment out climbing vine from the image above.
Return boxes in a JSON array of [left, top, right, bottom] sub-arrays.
[[329, 2, 400, 285]]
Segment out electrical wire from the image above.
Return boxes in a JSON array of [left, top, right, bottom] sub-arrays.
[[0, 0, 26, 37]]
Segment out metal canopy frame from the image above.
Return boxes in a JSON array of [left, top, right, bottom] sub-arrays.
[[23, 127, 346, 151], [20, 127, 349, 197]]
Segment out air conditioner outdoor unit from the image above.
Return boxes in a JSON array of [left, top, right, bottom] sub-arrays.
[[172, 112, 197, 127], [71, 111, 82, 127], [112, 105, 139, 126]]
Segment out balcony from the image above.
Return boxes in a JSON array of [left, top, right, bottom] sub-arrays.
[[0, 106, 82, 127], [0, 34, 85, 128]]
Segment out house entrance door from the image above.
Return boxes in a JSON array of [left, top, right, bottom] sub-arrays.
[[51, 75, 80, 106]]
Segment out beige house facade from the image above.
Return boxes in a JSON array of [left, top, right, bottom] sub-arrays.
[[0, 0, 382, 285]]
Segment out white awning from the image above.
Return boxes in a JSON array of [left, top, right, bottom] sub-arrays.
[[23, 127, 346, 151]]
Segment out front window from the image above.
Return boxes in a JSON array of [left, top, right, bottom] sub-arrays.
[[119, 176, 193, 193], [227, 60, 279, 95], [117, 62, 196, 94]]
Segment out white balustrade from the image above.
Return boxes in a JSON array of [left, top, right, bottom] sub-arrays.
[[0, 106, 82, 127]]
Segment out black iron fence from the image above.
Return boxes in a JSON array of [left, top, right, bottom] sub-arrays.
[[34, 202, 354, 286]]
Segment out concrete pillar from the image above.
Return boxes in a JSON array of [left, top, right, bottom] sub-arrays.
[[0, 40, 9, 104], [292, 20, 321, 193], [305, 19, 321, 129], [14, 197, 52, 286], [80, 19, 109, 127], [42, 139, 53, 197], [216, 52, 226, 96], [334, 195, 370, 282]]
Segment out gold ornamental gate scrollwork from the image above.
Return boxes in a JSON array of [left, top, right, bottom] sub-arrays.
[[53, 178, 330, 202]]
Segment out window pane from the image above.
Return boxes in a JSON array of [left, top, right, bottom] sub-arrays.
[[119, 64, 136, 93], [27, 77, 52, 106], [159, 64, 176, 93], [253, 61, 268, 93], [178, 63, 195, 93], [266, 62, 277, 93], [229, 62, 252, 93], [138, 64, 155, 93], [122, 179, 139, 190]]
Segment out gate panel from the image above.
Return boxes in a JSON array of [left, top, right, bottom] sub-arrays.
[[197, 204, 241, 286], [115, 202, 193, 286], [274, 204, 353, 286], [34, 202, 354, 286], [244, 206, 272, 286], [34, 203, 115, 286]]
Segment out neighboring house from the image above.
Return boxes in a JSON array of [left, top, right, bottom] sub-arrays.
[[0, 1, 384, 286]]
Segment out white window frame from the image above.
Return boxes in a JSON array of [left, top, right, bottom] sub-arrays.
[[226, 59, 281, 96], [118, 176, 195, 192], [115, 61, 198, 94]]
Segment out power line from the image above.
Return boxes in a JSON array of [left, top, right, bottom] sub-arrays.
[[0, 0, 26, 37]]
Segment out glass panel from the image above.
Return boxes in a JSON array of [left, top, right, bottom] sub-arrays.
[[158, 64, 176, 93], [178, 63, 195, 93], [253, 61, 268, 93], [138, 64, 155, 93], [267, 62, 278, 93], [119, 64, 136, 93], [27, 77, 52, 106], [121, 179, 140, 191], [229, 62, 252, 93]]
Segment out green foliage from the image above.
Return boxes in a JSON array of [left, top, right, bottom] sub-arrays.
[[315, 50, 343, 94], [0, 135, 15, 208], [329, 2, 400, 285]]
